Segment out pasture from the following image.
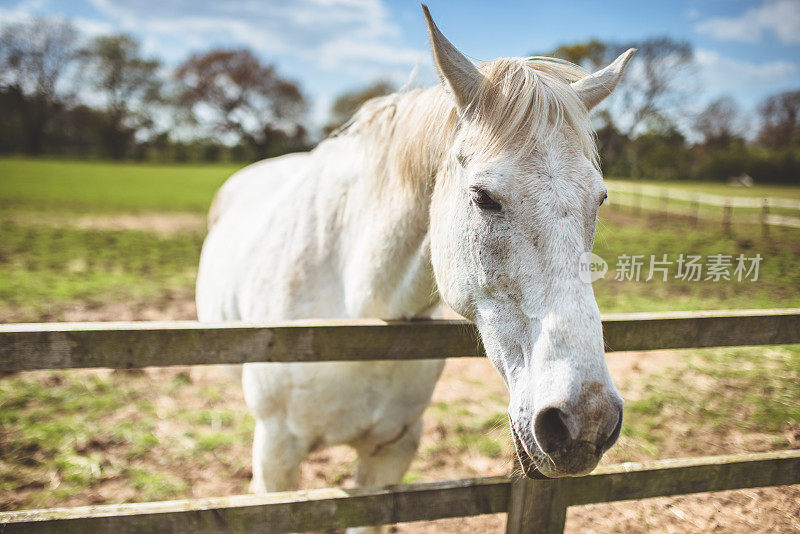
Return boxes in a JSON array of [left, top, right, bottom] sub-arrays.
[[0, 158, 239, 214], [1, 157, 799, 532]]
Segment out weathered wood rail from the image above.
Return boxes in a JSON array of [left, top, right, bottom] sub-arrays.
[[2, 450, 798, 533], [1, 309, 799, 532], [2, 309, 799, 372]]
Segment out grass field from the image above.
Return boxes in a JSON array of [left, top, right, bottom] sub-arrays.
[[1, 157, 799, 530], [2, 157, 799, 320], [0, 158, 241, 214], [3, 203, 798, 321]]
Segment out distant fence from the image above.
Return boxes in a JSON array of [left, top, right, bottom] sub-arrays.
[[605, 182, 800, 233], [1, 309, 799, 533]]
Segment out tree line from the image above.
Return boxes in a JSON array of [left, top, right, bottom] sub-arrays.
[[546, 39, 800, 184], [1, 16, 798, 183], [0, 17, 309, 162]]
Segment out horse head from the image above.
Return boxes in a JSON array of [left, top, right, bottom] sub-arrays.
[[424, 5, 634, 478]]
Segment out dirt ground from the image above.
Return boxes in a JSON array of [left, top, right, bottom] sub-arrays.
[[6, 212, 206, 235], [4, 295, 795, 533]]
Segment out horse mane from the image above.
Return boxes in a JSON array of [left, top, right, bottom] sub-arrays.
[[333, 56, 598, 198]]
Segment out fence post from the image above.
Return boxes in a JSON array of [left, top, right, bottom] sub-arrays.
[[506, 477, 568, 534], [762, 198, 770, 237], [722, 200, 732, 234], [634, 187, 642, 217]]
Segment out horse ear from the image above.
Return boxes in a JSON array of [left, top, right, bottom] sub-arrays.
[[422, 4, 483, 110], [571, 48, 636, 111]]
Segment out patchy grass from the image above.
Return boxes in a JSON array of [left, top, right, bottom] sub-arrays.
[[592, 208, 800, 312], [0, 368, 254, 510], [126, 468, 187, 502], [611, 345, 800, 463], [424, 401, 509, 459], [2, 208, 799, 321], [411, 343, 800, 484], [0, 220, 204, 321], [1, 330, 798, 512]]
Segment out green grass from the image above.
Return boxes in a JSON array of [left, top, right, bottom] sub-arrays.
[[0, 369, 254, 509], [424, 397, 511, 460], [0, 372, 131, 504], [1, 168, 798, 320], [1, 157, 798, 318], [615, 345, 800, 460], [591, 209, 800, 312], [0, 157, 242, 214], [0, 220, 204, 320]]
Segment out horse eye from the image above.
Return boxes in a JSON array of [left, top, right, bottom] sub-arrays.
[[471, 188, 501, 211], [600, 193, 608, 206]]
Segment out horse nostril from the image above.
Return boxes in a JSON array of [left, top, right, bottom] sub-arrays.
[[534, 407, 572, 454], [601, 408, 624, 452]]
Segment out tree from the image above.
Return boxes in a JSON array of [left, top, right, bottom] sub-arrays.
[[324, 80, 395, 135], [757, 89, 800, 149], [0, 16, 79, 154], [548, 39, 607, 70], [605, 37, 694, 137], [548, 37, 694, 133], [694, 96, 741, 149], [175, 49, 307, 158], [545, 37, 694, 178], [81, 35, 163, 159]]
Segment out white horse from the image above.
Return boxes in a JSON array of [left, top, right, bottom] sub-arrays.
[[197, 4, 634, 525]]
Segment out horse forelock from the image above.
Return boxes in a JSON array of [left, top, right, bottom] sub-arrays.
[[333, 56, 598, 197], [472, 57, 598, 168]]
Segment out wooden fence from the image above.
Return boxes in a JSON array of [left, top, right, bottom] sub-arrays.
[[1, 309, 800, 532], [605, 182, 800, 232]]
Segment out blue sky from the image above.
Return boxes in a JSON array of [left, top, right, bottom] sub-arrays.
[[2, 0, 799, 135]]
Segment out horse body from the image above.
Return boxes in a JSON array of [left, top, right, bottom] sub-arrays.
[[197, 9, 635, 530], [197, 130, 444, 494]]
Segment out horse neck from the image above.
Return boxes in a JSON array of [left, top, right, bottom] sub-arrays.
[[349, 86, 456, 201], [341, 166, 436, 317], [333, 88, 457, 317], [334, 168, 439, 317]]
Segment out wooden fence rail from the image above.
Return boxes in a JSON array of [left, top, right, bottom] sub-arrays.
[[2, 309, 799, 372], [2, 310, 799, 532], [2, 450, 798, 533]]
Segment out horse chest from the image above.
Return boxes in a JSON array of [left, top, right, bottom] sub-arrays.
[[244, 360, 444, 448]]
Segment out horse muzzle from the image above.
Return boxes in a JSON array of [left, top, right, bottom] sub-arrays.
[[510, 401, 623, 479]]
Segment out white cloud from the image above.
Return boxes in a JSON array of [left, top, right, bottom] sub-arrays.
[[68, 16, 114, 37], [85, 0, 426, 72], [695, 48, 797, 90], [695, 0, 800, 45], [0, 2, 114, 37]]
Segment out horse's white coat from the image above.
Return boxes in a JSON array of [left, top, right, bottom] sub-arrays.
[[196, 8, 633, 531], [197, 135, 443, 495]]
